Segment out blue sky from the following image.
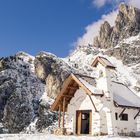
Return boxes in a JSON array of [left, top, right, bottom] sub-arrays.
[[0, 0, 125, 57]]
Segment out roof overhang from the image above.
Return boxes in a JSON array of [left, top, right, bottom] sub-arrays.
[[50, 73, 103, 111], [114, 101, 140, 109]]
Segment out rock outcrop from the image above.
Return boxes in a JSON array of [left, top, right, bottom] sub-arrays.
[[104, 34, 140, 65], [94, 3, 140, 49], [34, 52, 76, 99]]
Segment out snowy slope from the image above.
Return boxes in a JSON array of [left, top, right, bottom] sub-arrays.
[[64, 35, 140, 96]]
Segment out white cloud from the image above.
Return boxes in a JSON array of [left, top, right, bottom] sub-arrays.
[[92, 0, 123, 8], [76, 10, 118, 46], [92, 0, 108, 8]]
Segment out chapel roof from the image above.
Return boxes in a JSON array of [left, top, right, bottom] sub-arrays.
[[112, 81, 140, 109], [91, 56, 116, 69]]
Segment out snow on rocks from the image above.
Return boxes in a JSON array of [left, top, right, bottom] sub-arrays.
[[0, 52, 57, 133]]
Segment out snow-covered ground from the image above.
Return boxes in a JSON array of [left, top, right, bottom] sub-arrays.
[[0, 134, 140, 140]]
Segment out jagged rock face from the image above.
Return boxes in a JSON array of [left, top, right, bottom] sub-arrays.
[[104, 34, 140, 65], [115, 4, 140, 38], [94, 3, 140, 49], [35, 52, 75, 99], [45, 74, 62, 99], [94, 21, 112, 48], [0, 52, 47, 133]]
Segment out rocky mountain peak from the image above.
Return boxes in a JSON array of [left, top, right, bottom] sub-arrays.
[[118, 3, 140, 21], [94, 3, 140, 49], [99, 21, 112, 38]]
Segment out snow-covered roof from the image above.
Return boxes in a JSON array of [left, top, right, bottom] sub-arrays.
[[92, 56, 116, 69], [112, 81, 140, 108], [75, 74, 103, 95]]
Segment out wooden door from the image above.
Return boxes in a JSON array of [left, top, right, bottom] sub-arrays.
[[76, 110, 92, 135]]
